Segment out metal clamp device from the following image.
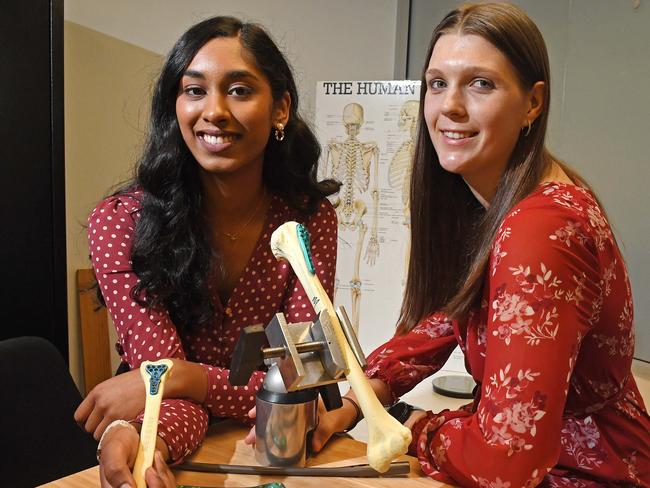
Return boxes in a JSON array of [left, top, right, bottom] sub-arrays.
[[229, 306, 366, 467]]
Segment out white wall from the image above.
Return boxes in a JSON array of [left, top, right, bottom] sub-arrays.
[[64, 0, 399, 120]]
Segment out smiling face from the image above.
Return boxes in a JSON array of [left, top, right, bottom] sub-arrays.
[[176, 36, 289, 178], [424, 33, 539, 199]]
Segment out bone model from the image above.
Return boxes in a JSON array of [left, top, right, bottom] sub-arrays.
[[132, 359, 173, 488], [271, 221, 411, 473]]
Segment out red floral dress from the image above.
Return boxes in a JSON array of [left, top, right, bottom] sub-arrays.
[[366, 183, 649, 487], [88, 191, 337, 461]]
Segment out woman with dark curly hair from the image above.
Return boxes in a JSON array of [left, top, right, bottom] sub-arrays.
[[74, 16, 339, 487]]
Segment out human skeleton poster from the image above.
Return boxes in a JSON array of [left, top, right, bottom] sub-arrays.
[[315, 80, 466, 373]]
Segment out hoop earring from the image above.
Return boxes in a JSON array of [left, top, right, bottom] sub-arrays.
[[523, 120, 532, 137], [274, 123, 285, 142]]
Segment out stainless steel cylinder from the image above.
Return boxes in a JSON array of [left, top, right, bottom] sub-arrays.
[[255, 365, 318, 467]]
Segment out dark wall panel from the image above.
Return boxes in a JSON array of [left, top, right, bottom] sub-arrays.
[[0, 0, 67, 359]]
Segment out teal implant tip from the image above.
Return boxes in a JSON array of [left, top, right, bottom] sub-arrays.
[[145, 363, 168, 395], [296, 223, 315, 275]]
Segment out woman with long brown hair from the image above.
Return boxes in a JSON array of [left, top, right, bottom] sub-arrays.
[[314, 3, 649, 486]]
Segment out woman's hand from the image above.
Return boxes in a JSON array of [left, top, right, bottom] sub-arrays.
[[75, 370, 146, 440], [244, 407, 256, 445], [98, 423, 139, 488], [144, 451, 176, 488], [404, 409, 428, 430], [75, 358, 208, 440], [98, 424, 171, 488], [311, 397, 358, 453]]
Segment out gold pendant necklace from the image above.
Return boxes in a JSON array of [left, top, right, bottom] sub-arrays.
[[221, 191, 267, 241]]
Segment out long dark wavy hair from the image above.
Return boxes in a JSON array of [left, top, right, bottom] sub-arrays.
[[397, 3, 584, 334], [115, 16, 339, 330]]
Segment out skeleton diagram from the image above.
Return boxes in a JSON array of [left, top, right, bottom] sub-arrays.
[[322, 103, 379, 329], [387, 100, 418, 284]]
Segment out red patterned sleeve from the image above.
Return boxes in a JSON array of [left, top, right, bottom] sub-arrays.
[[413, 204, 600, 487], [364, 313, 457, 404], [88, 195, 208, 462], [200, 365, 264, 424]]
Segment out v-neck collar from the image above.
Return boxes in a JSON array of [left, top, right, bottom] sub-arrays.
[[216, 194, 280, 311]]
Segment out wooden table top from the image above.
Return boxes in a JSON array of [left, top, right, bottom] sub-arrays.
[[41, 420, 451, 487]]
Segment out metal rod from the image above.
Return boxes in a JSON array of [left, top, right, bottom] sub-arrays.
[[295, 341, 325, 354], [262, 341, 324, 360], [176, 460, 411, 477], [262, 346, 286, 359], [336, 306, 367, 369]]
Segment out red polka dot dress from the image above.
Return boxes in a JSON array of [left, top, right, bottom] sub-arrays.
[[88, 191, 337, 461]]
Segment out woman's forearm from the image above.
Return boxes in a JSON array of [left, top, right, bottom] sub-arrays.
[[165, 359, 208, 404], [346, 378, 393, 413]]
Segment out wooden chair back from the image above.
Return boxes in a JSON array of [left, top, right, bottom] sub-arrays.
[[76, 268, 112, 394]]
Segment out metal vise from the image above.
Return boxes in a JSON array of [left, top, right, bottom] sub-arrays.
[[229, 306, 365, 467]]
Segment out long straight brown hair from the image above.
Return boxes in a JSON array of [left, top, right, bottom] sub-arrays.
[[398, 3, 569, 334]]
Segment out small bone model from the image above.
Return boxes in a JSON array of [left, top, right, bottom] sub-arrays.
[[132, 359, 173, 488], [271, 222, 411, 473]]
